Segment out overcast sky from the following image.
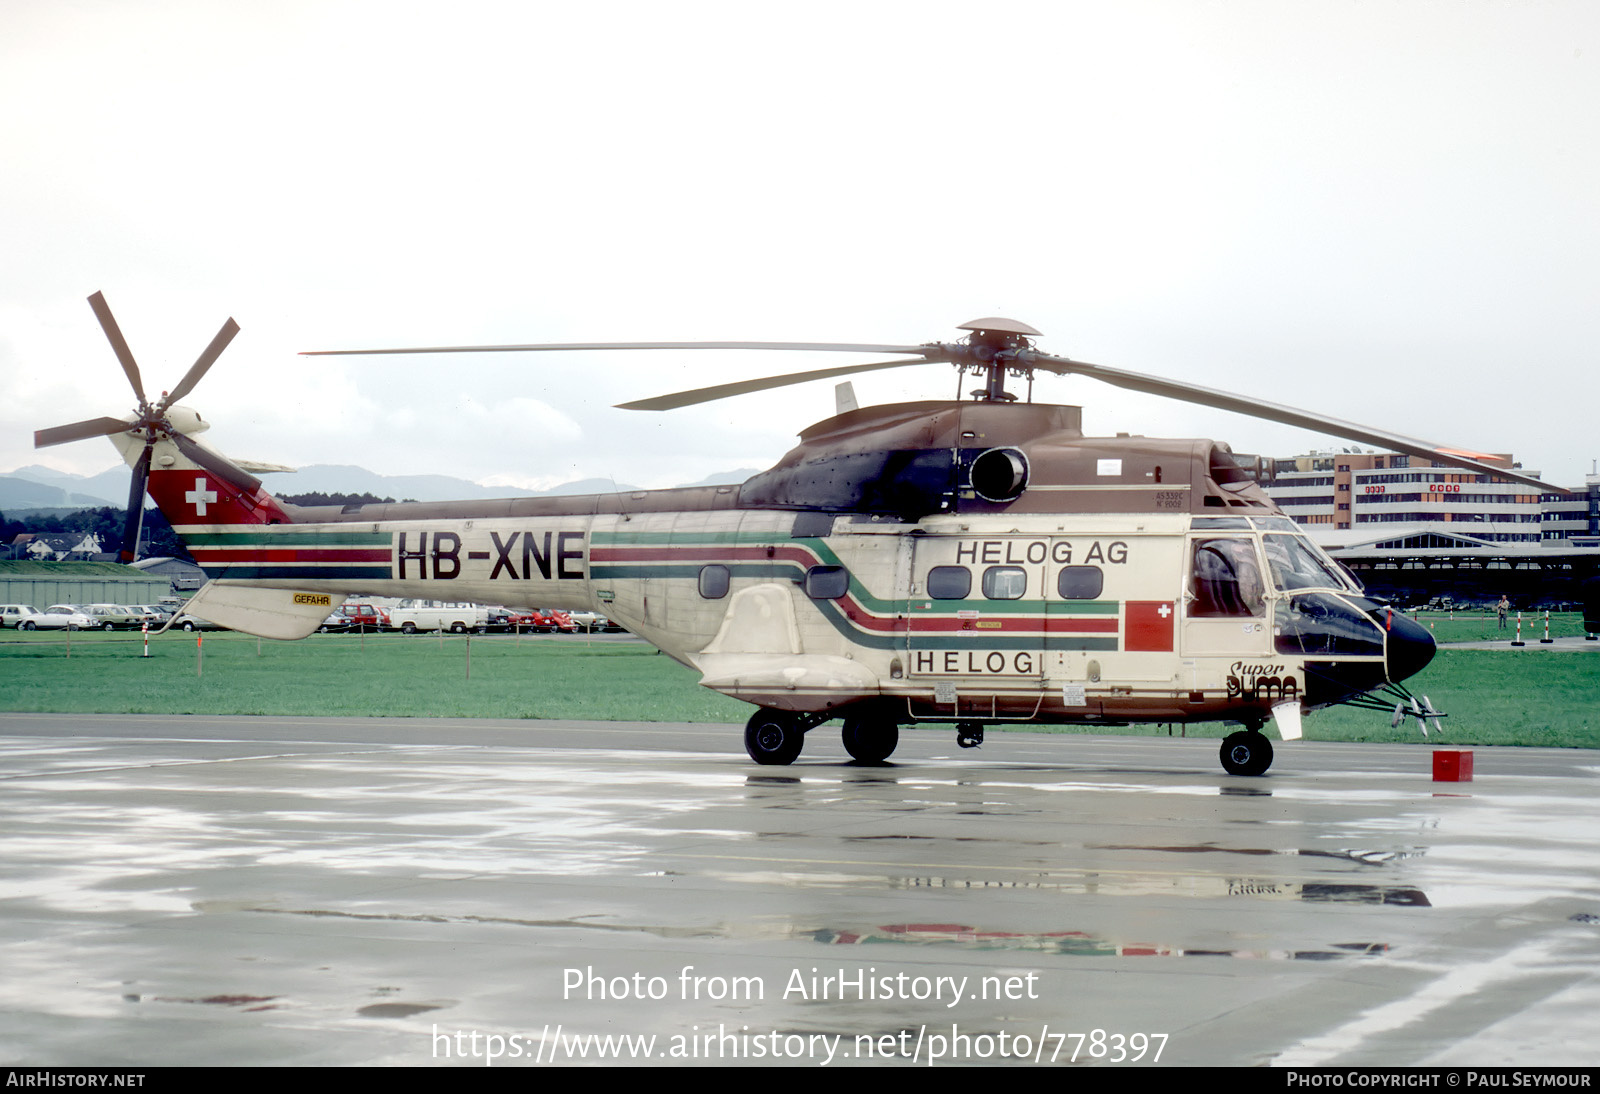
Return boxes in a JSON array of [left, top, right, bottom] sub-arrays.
[[4, 1, 1597, 495]]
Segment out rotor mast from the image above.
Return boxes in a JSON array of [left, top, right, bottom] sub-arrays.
[[955, 317, 1042, 403]]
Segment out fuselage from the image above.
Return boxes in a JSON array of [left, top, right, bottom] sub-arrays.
[[124, 398, 1435, 730]]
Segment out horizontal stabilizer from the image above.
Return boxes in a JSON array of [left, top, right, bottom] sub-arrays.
[[180, 581, 339, 640]]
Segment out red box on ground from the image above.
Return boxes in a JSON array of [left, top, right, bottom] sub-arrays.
[[1433, 750, 1474, 782]]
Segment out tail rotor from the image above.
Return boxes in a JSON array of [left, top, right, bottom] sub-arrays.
[[33, 292, 244, 562]]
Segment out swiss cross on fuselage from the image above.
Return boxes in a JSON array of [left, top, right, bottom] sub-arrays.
[[1158, 604, 1171, 618], [185, 476, 218, 517]]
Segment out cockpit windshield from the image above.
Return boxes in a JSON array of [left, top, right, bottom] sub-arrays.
[[1262, 534, 1352, 592]]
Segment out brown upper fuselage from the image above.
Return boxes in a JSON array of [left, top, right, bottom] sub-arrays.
[[283, 400, 1279, 526]]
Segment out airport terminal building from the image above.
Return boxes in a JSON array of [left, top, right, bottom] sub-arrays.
[[1261, 452, 1599, 607], [1265, 449, 1546, 544]]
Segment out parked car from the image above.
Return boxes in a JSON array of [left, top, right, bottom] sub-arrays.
[[346, 602, 391, 629], [320, 602, 388, 632], [89, 604, 155, 629], [502, 608, 576, 633], [389, 600, 489, 634], [320, 607, 355, 632], [532, 608, 578, 633], [172, 612, 223, 631], [0, 604, 92, 630], [503, 609, 540, 631], [47, 604, 135, 630]]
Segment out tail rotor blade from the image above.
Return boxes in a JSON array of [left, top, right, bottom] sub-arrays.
[[120, 444, 152, 563], [87, 292, 147, 406], [34, 416, 135, 448], [171, 432, 262, 494], [162, 318, 240, 408]]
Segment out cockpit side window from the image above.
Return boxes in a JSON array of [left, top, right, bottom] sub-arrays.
[[1190, 538, 1265, 617]]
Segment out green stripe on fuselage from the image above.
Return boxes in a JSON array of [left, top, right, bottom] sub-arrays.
[[590, 554, 1119, 616], [590, 560, 1121, 650], [592, 530, 771, 545]]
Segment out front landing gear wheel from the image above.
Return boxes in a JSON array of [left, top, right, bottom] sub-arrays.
[[745, 709, 805, 766], [841, 717, 899, 764], [1220, 730, 1274, 776]]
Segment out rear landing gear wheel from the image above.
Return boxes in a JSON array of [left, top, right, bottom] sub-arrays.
[[841, 717, 899, 764], [745, 709, 805, 766], [1220, 730, 1273, 776]]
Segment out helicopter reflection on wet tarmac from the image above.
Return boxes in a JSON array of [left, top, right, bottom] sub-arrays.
[[0, 712, 1596, 1068]]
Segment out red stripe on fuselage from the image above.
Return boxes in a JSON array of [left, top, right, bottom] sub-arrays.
[[188, 548, 391, 564]]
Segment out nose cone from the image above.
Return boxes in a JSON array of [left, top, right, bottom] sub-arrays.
[[1384, 610, 1436, 683]]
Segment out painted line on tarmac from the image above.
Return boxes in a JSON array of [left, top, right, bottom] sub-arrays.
[[1274, 937, 1558, 1065]]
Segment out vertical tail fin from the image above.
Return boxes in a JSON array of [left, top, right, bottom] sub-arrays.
[[146, 463, 292, 528]]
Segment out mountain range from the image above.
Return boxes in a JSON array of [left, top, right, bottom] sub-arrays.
[[1, 464, 760, 513]]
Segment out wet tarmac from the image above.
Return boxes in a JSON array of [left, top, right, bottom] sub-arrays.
[[1, 712, 1597, 1068], [1444, 636, 1600, 652]]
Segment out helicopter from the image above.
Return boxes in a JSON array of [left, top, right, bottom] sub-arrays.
[[36, 296, 1561, 774]]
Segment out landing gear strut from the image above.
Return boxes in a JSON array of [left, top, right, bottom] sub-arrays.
[[956, 723, 985, 749], [1219, 730, 1274, 776]]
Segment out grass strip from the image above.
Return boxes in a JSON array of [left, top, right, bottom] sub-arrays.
[[1, 627, 1594, 748]]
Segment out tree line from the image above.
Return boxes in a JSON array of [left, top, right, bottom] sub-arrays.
[[3, 492, 407, 563]]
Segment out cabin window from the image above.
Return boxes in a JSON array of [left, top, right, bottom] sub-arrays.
[[1057, 565, 1104, 600], [1190, 538, 1265, 617], [927, 565, 971, 600], [698, 564, 730, 599], [982, 566, 1027, 600], [803, 565, 849, 600]]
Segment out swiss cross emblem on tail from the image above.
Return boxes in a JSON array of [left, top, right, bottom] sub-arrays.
[[145, 466, 290, 527], [184, 477, 218, 516], [1124, 601, 1175, 652]]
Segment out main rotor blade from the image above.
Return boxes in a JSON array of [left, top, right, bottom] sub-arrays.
[[120, 444, 152, 563], [617, 358, 933, 411], [1026, 351, 1561, 492], [34, 416, 136, 449], [301, 340, 933, 357], [87, 292, 146, 406], [162, 317, 240, 408], [172, 432, 262, 494]]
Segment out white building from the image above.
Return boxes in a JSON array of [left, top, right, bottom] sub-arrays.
[[1540, 469, 1600, 548], [1265, 450, 1543, 548]]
